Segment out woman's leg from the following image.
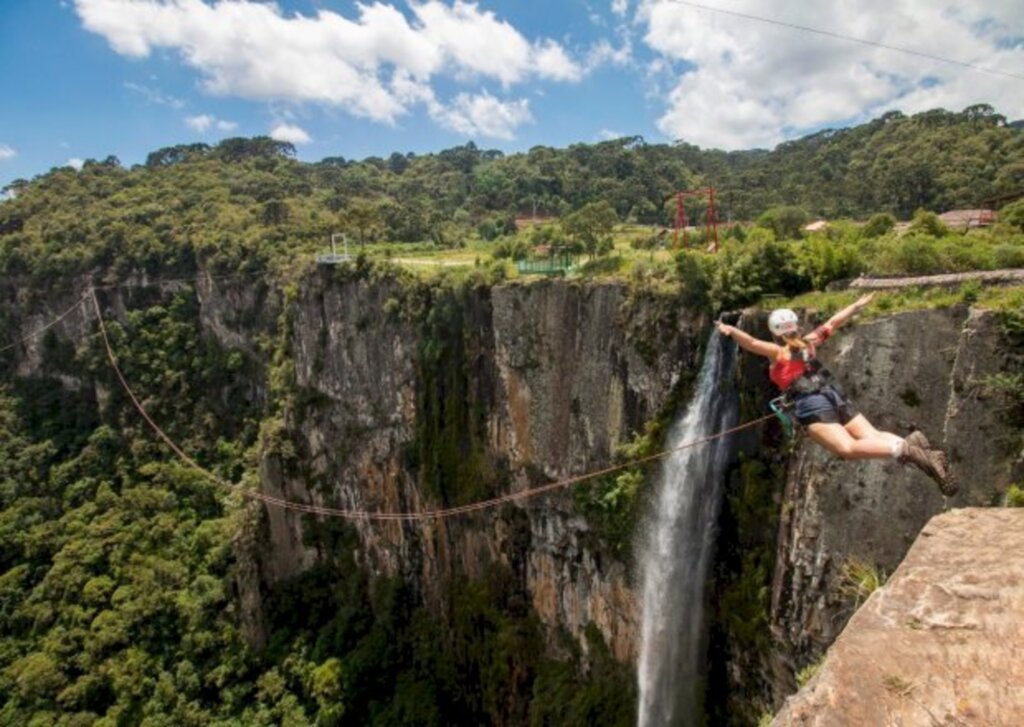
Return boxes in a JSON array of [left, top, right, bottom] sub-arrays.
[[843, 414, 903, 448], [806, 421, 897, 460]]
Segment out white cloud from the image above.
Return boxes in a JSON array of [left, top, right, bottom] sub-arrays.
[[76, 0, 582, 137], [270, 123, 312, 145], [0, 144, 15, 161], [68, 158, 85, 170], [586, 37, 633, 70], [124, 81, 185, 108], [428, 91, 532, 140], [532, 39, 584, 81], [185, 113, 237, 133], [639, 0, 1024, 149], [612, 0, 629, 16], [185, 114, 214, 132], [597, 128, 626, 140]]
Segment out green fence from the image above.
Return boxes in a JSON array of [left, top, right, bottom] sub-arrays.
[[515, 256, 578, 276]]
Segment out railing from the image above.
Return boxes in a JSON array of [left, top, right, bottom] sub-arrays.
[[515, 257, 577, 276], [316, 253, 351, 265]]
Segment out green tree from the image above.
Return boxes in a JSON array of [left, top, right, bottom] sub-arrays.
[[908, 209, 948, 237], [755, 206, 810, 240], [999, 199, 1024, 232], [342, 198, 385, 243], [562, 201, 618, 259], [861, 212, 896, 238]]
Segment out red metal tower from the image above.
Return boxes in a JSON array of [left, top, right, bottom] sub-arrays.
[[673, 187, 719, 252]]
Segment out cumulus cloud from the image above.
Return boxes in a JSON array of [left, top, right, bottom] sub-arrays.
[[0, 144, 15, 161], [638, 0, 1024, 149], [185, 113, 237, 132], [75, 0, 581, 138], [68, 158, 85, 170], [586, 37, 633, 70], [185, 114, 214, 132], [270, 123, 312, 145], [427, 91, 532, 140]]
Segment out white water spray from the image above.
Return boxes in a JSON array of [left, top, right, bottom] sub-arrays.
[[636, 332, 738, 726]]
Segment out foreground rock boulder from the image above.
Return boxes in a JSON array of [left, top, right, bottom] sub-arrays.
[[773, 507, 1024, 726]]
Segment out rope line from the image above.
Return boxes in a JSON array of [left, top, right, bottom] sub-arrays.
[[89, 288, 772, 522], [667, 0, 1024, 82], [1, 270, 277, 354], [0, 295, 90, 354]]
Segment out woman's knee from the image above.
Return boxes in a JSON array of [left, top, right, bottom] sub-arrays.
[[831, 440, 858, 459], [809, 424, 856, 458]]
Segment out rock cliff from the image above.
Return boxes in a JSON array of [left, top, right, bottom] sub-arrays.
[[756, 306, 1023, 705], [4, 270, 1020, 717], [772, 507, 1024, 726], [221, 271, 707, 662]]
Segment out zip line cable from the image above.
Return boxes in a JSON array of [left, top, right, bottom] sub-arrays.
[[0, 269, 276, 353], [89, 268, 273, 292], [88, 288, 773, 522], [0, 269, 274, 336], [667, 0, 1024, 82], [0, 294, 90, 354]]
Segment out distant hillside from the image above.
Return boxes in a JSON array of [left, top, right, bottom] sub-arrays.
[[1, 104, 1020, 279], [685, 105, 1023, 219]]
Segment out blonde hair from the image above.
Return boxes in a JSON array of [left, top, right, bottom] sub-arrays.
[[777, 332, 806, 360]]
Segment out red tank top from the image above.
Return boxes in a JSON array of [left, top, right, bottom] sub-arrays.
[[769, 325, 832, 391]]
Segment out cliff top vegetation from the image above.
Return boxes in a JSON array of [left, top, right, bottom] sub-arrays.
[[0, 104, 1021, 290]]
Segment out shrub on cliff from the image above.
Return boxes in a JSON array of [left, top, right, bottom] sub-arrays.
[[756, 206, 810, 240], [861, 212, 896, 238]]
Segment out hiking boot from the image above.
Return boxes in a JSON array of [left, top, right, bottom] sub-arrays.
[[905, 430, 931, 450], [901, 443, 956, 496]]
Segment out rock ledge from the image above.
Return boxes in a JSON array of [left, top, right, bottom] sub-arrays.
[[774, 507, 1024, 726]]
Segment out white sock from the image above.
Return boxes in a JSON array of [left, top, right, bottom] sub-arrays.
[[890, 438, 907, 460]]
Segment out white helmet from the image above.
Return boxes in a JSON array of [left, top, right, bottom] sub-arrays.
[[768, 308, 799, 337]]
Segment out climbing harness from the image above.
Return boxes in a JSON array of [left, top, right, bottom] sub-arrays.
[[768, 395, 796, 440]]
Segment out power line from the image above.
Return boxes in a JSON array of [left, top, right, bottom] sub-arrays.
[[667, 0, 1024, 82]]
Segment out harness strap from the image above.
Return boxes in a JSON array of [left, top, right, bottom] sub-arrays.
[[769, 396, 796, 440]]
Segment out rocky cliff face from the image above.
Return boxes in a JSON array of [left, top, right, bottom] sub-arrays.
[[758, 307, 1022, 704], [6, 271, 1020, 714], [772, 507, 1024, 726], [217, 272, 706, 662]]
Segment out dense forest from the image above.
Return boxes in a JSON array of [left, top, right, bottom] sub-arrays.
[[1, 105, 1022, 726], [1, 104, 1021, 285]]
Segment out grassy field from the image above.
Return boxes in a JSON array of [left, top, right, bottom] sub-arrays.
[[350, 223, 682, 278]]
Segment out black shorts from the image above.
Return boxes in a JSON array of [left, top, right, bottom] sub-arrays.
[[792, 384, 859, 426]]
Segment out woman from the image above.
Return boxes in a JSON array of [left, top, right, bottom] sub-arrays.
[[716, 294, 955, 496]]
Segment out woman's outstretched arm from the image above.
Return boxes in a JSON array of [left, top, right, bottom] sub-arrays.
[[716, 321, 780, 359], [805, 293, 875, 344]]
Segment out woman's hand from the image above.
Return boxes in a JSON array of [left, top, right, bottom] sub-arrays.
[[853, 292, 875, 310], [824, 292, 875, 332], [716, 321, 734, 338]]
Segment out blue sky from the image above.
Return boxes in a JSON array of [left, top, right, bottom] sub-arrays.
[[1, 1, 1021, 188]]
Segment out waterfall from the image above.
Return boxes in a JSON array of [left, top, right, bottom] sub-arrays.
[[636, 331, 739, 726]]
